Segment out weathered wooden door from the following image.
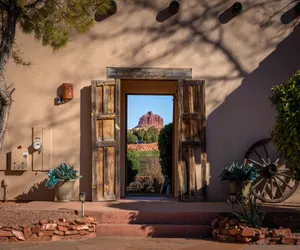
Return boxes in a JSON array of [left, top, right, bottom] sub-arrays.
[[91, 80, 120, 201], [177, 80, 208, 201]]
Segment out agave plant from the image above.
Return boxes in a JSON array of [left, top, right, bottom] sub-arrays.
[[45, 163, 82, 189], [219, 162, 259, 182], [232, 196, 265, 228]]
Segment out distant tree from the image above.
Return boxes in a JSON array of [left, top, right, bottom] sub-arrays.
[[127, 131, 138, 144], [143, 130, 152, 143], [127, 150, 140, 185], [136, 129, 146, 141], [158, 123, 173, 183], [147, 126, 159, 142]]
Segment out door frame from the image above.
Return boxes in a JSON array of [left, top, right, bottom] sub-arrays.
[[92, 67, 193, 201]]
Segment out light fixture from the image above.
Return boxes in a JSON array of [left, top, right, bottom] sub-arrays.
[[169, 0, 180, 15], [295, 2, 300, 15], [79, 192, 86, 217], [231, 2, 243, 16]]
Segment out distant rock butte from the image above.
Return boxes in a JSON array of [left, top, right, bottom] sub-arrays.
[[135, 111, 164, 129]]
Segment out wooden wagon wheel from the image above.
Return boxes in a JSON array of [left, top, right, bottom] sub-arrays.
[[244, 138, 299, 203]]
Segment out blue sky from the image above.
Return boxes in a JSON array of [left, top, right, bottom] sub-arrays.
[[127, 95, 173, 128]]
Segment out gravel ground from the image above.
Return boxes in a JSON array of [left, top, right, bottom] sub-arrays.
[[0, 202, 79, 226]]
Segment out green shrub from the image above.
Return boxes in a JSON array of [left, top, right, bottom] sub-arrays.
[[127, 150, 140, 185], [158, 123, 173, 183], [270, 70, 300, 173], [127, 131, 138, 144]]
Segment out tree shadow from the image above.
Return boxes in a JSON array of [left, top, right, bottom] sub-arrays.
[[207, 24, 300, 201], [80, 86, 92, 201], [15, 179, 55, 201]]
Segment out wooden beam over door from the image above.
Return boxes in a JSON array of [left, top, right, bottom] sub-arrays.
[[107, 67, 192, 80]]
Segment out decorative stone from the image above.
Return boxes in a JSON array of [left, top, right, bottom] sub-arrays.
[[52, 235, 63, 241], [44, 223, 57, 231], [59, 218, 67, 223], [11, 230, 25, 241], [241, 228, 255, 237], [282, 237, 297, 245], [54, 230, 64, 236], [29, 233, 39, 241], [79, 230, 89, 236], [39, 220, 48, 225], [57, 221, 69, 227], [38, 231, 54, 236], [273, 228, 291, 237], [87, 228, 95, 232], [31, 225, 41, 233], [65, 230, 79, 235], [228, 228, 240, 235], [58, 226, 68, 231], [212, 228, 219, 234], [76, 225, 89, 231], [217, 234, 229, 242], [69, 225, 77, 230], [218, 218, 229, 229], [0, 230, 12, 237], [242, 236, 252, 243], [229, 218, 239, 226], [11, 225, 23, 231], [23, 227, 33, 239], [256, 233, 265, 240], [1, 227, 11, 231], [211, 218, 219, 229], [10, 237, 19, 242]]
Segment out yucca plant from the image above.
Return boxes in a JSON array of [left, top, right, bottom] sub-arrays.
[[232, 196, 265, 228], [45, 163, 82, 189]]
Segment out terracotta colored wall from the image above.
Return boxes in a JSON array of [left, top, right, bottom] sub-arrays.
[[0, 0, 299, 202]]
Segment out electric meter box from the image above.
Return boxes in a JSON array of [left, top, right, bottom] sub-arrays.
[[10, 148, 28, 171]]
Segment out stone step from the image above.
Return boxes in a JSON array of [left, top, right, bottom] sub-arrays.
[[87, 211, 217, 225], [96, 224, 211, 238]]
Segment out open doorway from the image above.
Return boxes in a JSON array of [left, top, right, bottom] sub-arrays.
[[125, 94, 174, 198]]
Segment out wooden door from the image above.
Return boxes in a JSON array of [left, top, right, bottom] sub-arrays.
[[177, 80, 207, 201], [91, 80, 120, 201]]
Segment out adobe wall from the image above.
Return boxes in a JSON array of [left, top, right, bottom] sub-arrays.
[[0, 0, 299, 202]]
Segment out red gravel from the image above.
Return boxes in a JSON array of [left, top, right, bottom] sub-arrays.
[[0, 202, 79, 227]]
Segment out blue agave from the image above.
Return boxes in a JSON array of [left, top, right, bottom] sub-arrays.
[[45, 163, 82, 189]]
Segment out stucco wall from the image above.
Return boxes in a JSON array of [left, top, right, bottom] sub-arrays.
[[0, 0, 300, 202]]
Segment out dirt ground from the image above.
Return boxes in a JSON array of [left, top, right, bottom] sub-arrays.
[[0, 237, 244, 250], [0, 202, 79, 226]]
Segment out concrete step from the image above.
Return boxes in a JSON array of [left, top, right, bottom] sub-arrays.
[[87, 211, 217, 225], [96, 224, 211, 238]]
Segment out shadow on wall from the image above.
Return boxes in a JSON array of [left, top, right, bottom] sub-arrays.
[[15, 179, 55, 201], [207, 24, 300, 201], [80, 86, 92, 201]]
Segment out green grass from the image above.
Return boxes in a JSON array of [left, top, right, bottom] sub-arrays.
[[135, 151, 160, 157]]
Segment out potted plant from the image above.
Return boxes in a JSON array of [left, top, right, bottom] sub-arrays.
[[45, 163, 82, 202], [219, 162, 259, 199]]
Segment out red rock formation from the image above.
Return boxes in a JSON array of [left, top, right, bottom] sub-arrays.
[[136, 111, 163, 129]]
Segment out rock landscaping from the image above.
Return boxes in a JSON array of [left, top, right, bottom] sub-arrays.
[[0, 216, 98, 243], [211, 214, 300, 245]]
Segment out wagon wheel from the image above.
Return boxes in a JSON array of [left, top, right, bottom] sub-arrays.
[[244, 138, 298, 203]]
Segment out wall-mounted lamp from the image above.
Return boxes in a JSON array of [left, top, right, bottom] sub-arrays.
[[169, 0, 180, 15], [55, 83, 73, 105], [108, 0, 117, 15], [231, 2, 243, 16], [295, 2, 300, 15], [79, 192, 86, 217]]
